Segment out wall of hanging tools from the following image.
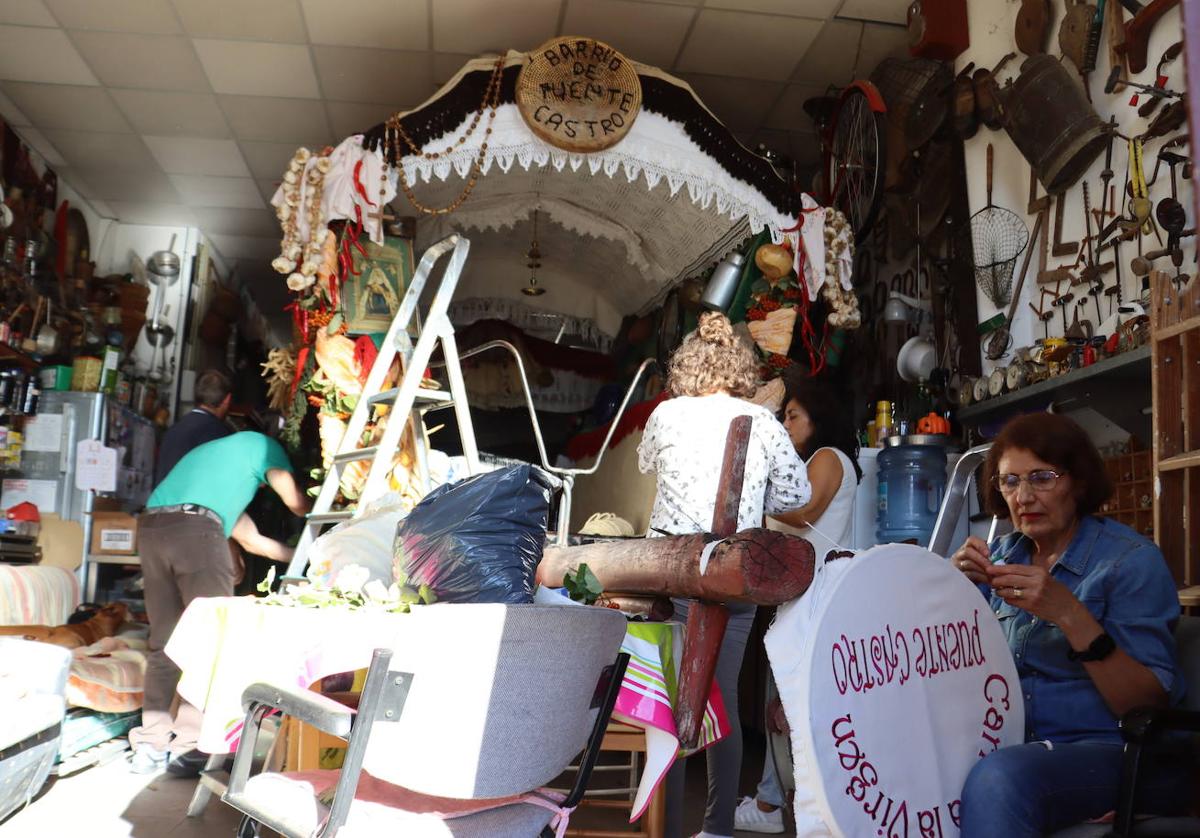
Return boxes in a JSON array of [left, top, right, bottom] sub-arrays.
[[956, 0, 1190, 409]]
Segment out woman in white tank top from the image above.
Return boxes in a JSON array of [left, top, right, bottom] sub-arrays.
[[734, 376, 862, 834]]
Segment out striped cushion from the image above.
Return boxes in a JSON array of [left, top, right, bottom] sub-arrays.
[[0, 566, 78, 627], [66, 636, 147, 712]]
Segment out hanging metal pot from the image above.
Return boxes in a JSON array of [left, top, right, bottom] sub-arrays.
[[996, 54, 1108, 194]]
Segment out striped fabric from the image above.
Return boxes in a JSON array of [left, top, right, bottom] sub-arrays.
[[0, 566, 78, 627], [66, 637, 147, 712]]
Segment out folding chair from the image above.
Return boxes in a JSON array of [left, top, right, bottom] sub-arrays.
[[222, 603, 629, 837]]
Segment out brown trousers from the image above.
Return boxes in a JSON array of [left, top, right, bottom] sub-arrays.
[[127, 510, 235, 755]]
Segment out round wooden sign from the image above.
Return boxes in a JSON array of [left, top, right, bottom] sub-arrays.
[[516, 36, 642, 153]]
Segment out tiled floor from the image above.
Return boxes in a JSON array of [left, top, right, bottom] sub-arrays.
[[0, 734, 796, 837]]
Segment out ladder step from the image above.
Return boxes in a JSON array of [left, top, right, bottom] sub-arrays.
[[333, 446, 379, 465], [306, 511, 353, 525], [367, 387, 453, 406]]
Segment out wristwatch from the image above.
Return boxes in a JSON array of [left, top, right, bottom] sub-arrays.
[[1067, 632, 1116, 662]]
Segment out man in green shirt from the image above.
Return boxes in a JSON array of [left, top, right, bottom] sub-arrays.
[[128, 430, 310, 776]]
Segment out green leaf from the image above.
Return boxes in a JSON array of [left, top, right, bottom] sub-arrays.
[[327, 312, 344, 335], [418, 584, 436, 605], [750, 278, 770, 295], [562, 563, 603, 605]]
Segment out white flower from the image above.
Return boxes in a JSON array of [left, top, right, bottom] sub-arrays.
[[333, 564, 371, 597], [362, 579, 396, 604], [271, 256, 294, 274], [286, 272, 315, 291]]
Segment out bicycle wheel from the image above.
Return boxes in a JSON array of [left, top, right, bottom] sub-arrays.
[[827, 85, 886, 245]]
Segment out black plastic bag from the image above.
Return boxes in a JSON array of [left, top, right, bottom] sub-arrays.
[[393, 464, 553, 604]]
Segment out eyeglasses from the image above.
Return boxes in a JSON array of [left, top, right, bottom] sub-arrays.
[[994, 470, 1063, 495]]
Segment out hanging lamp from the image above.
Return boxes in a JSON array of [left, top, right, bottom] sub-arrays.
[[521, 208, 546, 296]]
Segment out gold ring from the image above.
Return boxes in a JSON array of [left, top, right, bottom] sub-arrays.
[[1013, 587, 1023, 599]]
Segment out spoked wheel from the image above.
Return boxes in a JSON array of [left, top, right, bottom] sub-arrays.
[[827, 83, 887, 245]]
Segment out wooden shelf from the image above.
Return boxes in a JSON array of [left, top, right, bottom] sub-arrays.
[[958, 345, 1150, 424], [0, 343, 39, 372], [1157, 450, 1200, 472], [1180, 586, 1200, 608]]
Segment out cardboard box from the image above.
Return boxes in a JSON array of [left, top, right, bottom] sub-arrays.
[[91, 511, 137, 555]]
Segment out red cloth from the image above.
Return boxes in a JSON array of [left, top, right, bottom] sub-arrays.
[[7, 501, 40, 522], [564, 392, 669, 463]]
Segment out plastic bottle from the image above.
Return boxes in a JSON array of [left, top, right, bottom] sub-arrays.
[[876, 440, 948, 545], [874, 400, 892, 445]]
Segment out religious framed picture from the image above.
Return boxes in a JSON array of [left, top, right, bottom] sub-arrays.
[[344, 234, 414, 334]]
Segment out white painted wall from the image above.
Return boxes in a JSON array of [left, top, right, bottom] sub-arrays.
[[960, 2, 1191, 377]]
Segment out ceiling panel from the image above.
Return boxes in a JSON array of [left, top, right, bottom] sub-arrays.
[[71, 168, 183, 202], [792, 16, 859, 86], [170, 0, 309, 42], [111, 89, 231, 138], [143, 135, 251, 176], [300, 0, 429, 50], [193, 39, 320, 98], [239, 140, 304, 180], [0, 1, 56, 27], [15, 126, 67, 166], [191, 206, 280, 236], [45, 0, 183, 33], [676, 9, 820, 81], [70, 31, 212, 91], [256, 178, 282, 204], [0, 90, 31, 125], [678, 73, 781, 130], [0, 82, 131, 132], [169, 174, 265, 208], [703, 0, 839, 17], [0, 25, 98, 85], [313, 46, 433, 106], [107, 201, 197, 225], [562, 0, 695, 68], [325, 100, 394, 138], [206, 232, 279, 261], [219, 94, 333, 145], [431, 0, 559, 54], [837, 0, 909, 25], [42, 129, 160, 170], [432, 52, 476, 86]]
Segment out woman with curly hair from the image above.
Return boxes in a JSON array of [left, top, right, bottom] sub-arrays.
[[638, 311, 812, 838]]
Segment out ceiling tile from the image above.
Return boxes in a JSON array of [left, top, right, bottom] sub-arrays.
[[87, 197, 115, 217], [676, 10, 819, 81], [143, 135, 250, 176], [0, 25, 98, 85], [678, 74, 781, 130], [45, 0, 182, 33], [432, 53, 475, 86], [837, 0, 909, 24], [0, 1, 56, 27], [193, 40, 320, 98], [325, 101, 393, 138], [240, 140, 303, 179], [432, 0, 558, 54], [169, 174, 264, 208], [313, 46, 431, 106], [42, 129, 159, 170], [764, 83, 822, 132], [111, 89, 230, 138], [792, 17, 859, 86], [854, 22, 910, 78], [1, 82, 131, 132], [704, 0, 838, 16], [256, 177, 282, 203], [562, 0, 694, 68], [71, 168, 183, 202], [300, 0, 428, 50], [191, 206, 279, 236], [170, 0, 307, 42], [70, 31, 210, 91], [205, 232, 278, 261], [15, 125, 66, 166], [0, 89, 31, 124], [106, 201, 197, 225], [219, 95, 332, 144]]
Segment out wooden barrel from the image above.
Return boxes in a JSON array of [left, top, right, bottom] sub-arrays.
[[999, 54, 1107, 195]]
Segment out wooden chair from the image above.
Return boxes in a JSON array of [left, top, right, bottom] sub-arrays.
[[564, 721, 665, 838]]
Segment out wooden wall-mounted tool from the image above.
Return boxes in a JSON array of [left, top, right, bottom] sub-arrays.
[[1115, 0, 1181, 74], [1016, 0, 1054, 54]]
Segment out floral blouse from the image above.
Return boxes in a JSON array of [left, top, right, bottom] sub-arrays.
[[637, 393, 812, 536]]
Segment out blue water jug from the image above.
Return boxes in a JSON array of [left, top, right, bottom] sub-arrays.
[[876, 440, 947, 545]]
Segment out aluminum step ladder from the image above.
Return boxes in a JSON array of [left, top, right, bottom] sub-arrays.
[[283, 233, 480, 582], [928, 442, 995, 557]]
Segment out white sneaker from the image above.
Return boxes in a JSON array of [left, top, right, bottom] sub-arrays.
[[733, 795, 784, 834]]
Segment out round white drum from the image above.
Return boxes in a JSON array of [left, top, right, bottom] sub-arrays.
[[765, 543, 1024, 838]]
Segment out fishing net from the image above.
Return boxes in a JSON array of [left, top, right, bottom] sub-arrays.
[[958, 200, 1028, 308]]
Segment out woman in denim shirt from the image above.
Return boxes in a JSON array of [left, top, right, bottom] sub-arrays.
[[952, 414, 1186, 835]]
